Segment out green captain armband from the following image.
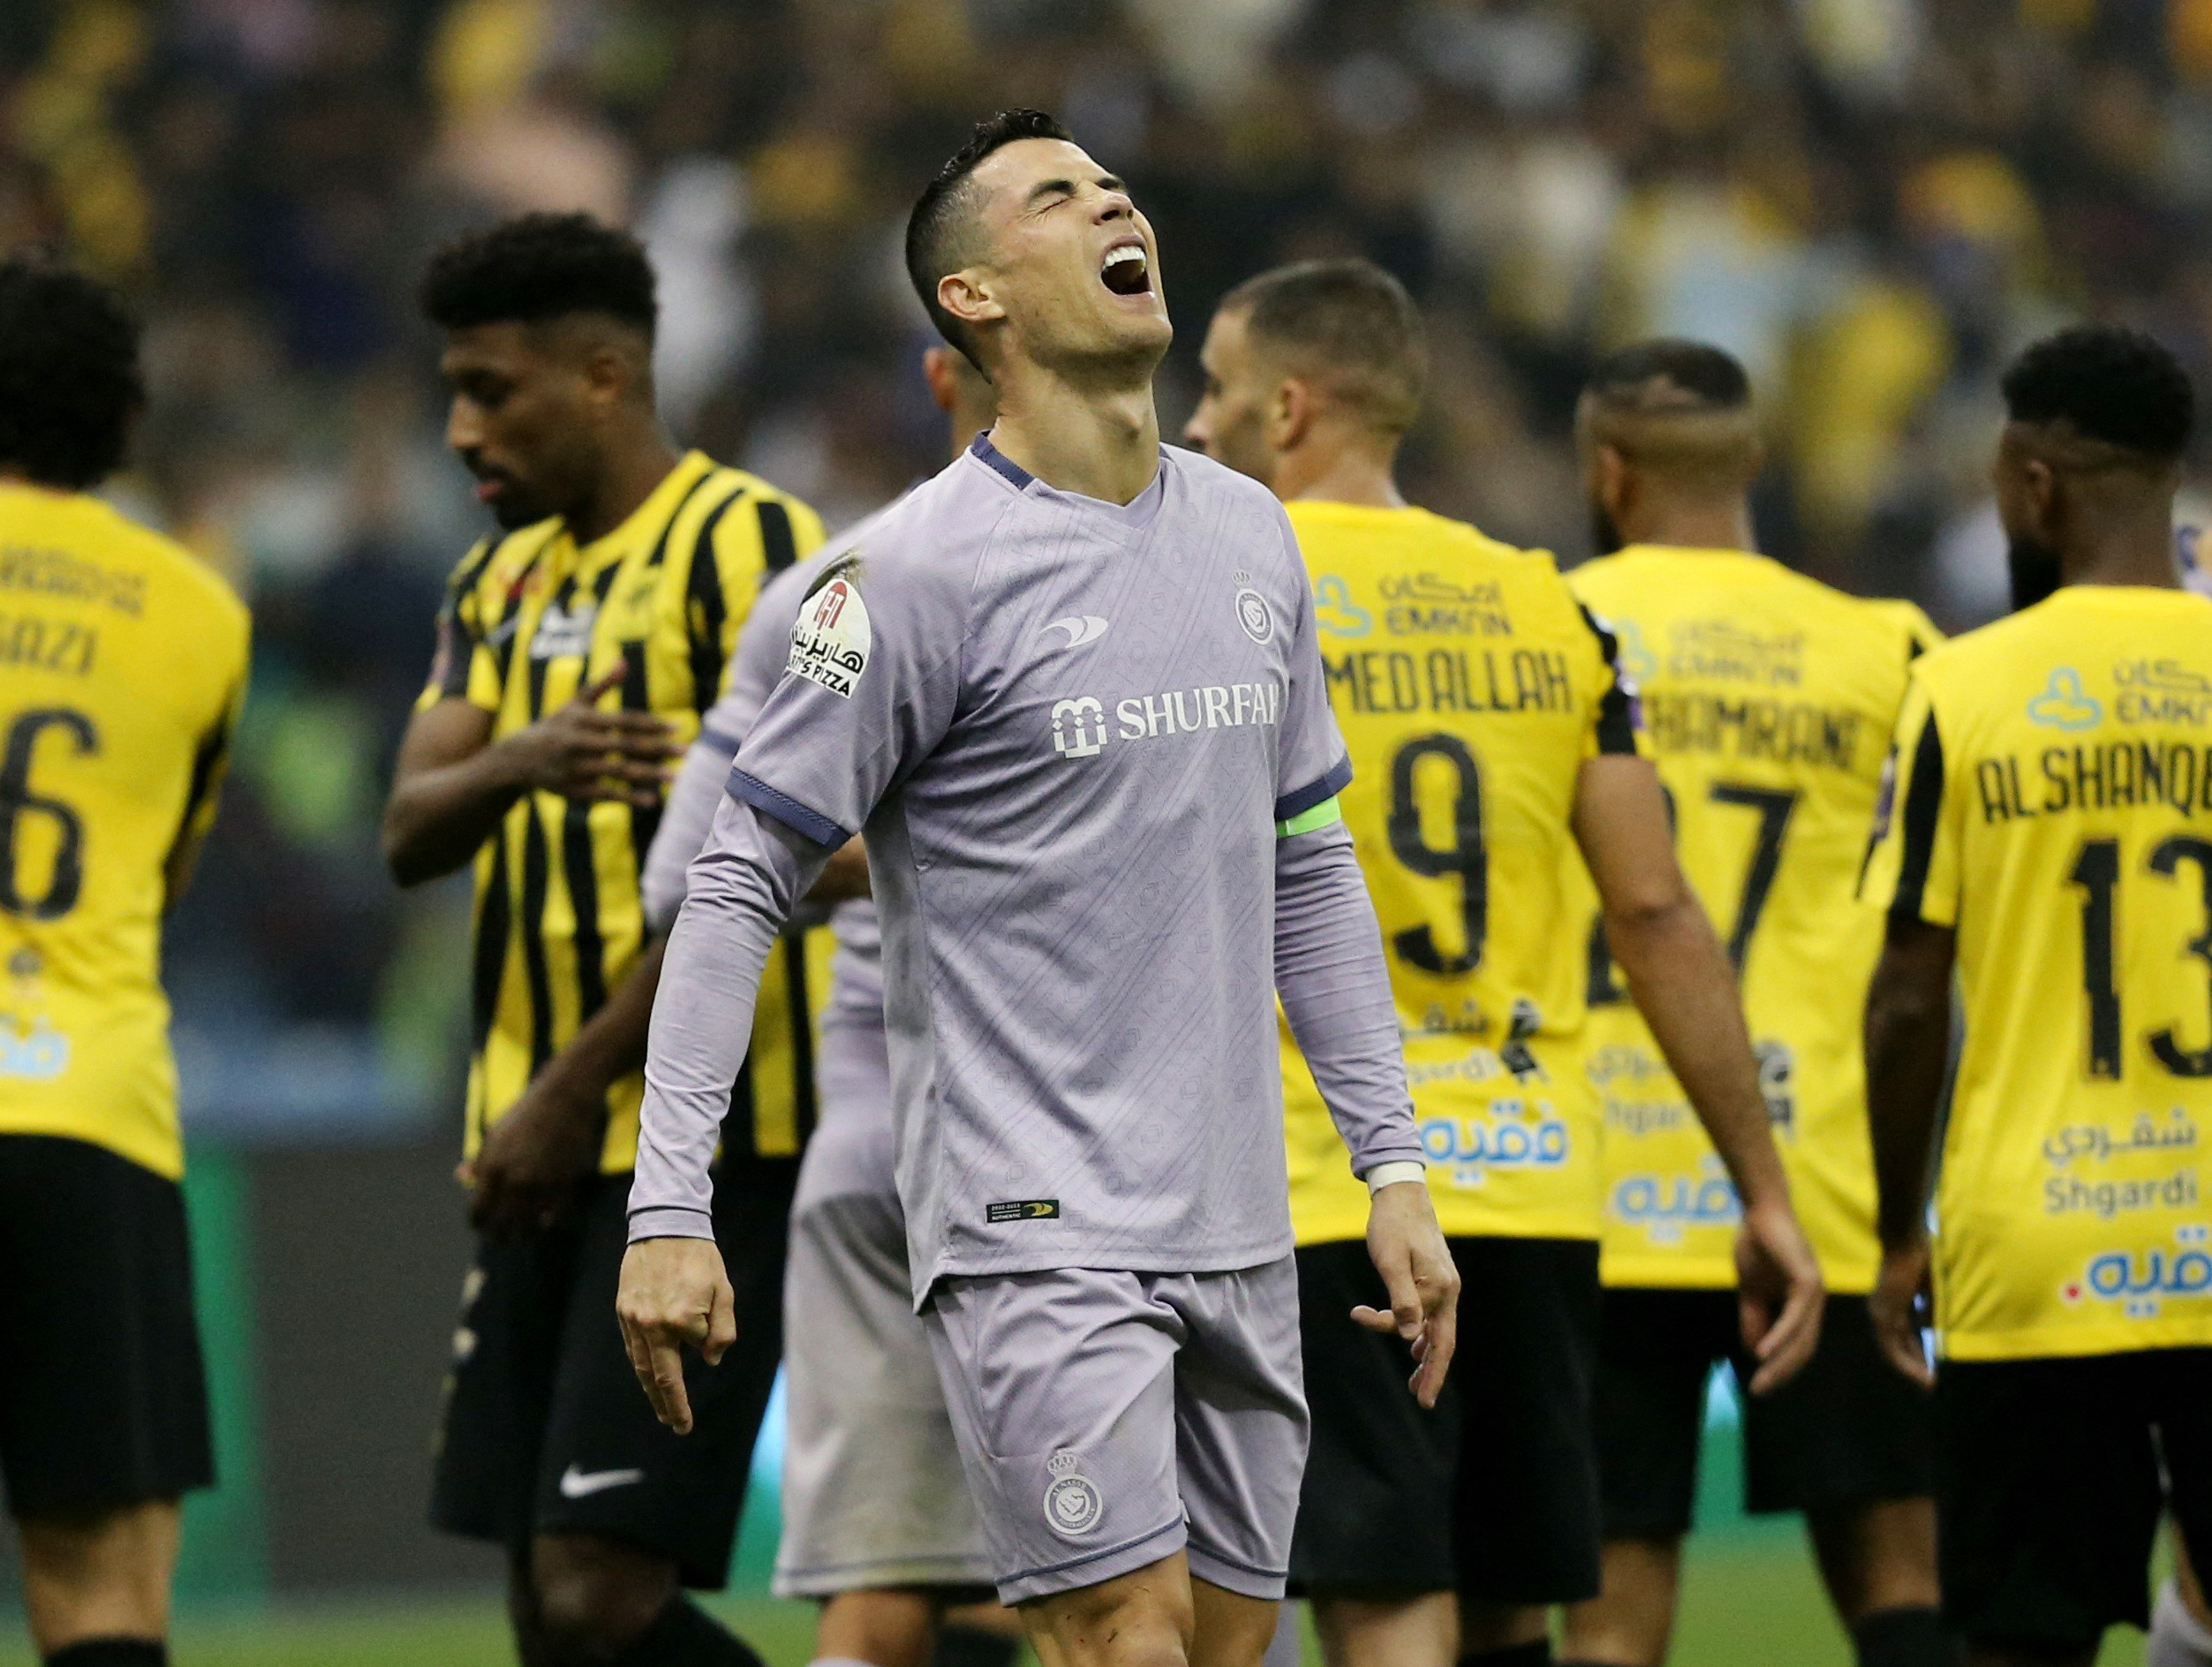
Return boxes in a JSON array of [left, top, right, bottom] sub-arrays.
[[1276, 796, 1343, 838]]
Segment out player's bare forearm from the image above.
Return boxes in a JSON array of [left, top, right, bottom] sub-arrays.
[[547, 936, 665, 1105], [1863, 916, 1956, 1252], [1612, 896, 1787, 1203], [1574, 756, 1785, 1206], [468, 937, 668, 1233], [382, 699, 520, 886]]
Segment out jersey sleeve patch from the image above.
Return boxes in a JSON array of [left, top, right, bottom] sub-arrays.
[[788, 566, 871, 698]]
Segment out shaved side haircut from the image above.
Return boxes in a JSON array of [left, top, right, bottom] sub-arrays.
[[1221, 259, 1427, 435], [1581, 338, 1762, 493], [904, 108, 1074, 367]]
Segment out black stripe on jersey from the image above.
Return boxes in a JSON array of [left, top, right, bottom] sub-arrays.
[[758, 500, 797, 572], [1577, 603, 1642, 755], [683, 489, 746, 709], [619, 642, 662, 872], [1890, 710, 1947, 921], [487, 564, 531, 687], [471, 836, 510, 1054], [556, 562, 630, 1024], [784, 933, 817, 1145], [518, 809, 555, 1072], [644, 471, 722, 570], [562, 802, 608, 1022]]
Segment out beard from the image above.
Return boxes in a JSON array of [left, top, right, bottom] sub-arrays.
[[1589, 501, 1625, 558], [2005, 534, 2063, 612]]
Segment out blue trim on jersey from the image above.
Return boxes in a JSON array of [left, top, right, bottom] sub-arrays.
[[1274, 754, 1354, 825], [728, 768, 850, 849], [970, 432, 1033, 491], [698, 724, 744, 759]]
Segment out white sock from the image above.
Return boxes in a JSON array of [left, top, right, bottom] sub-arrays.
[[2149, 1578, 2212, 1667], [808, 1656, 881, 1667]]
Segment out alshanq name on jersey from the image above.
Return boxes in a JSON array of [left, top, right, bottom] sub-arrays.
[[1322, 646, 1574, 717], [1972, 739, 2212, 822]]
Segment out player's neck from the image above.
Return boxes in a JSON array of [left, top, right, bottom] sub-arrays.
[[1619, 496, 1755, 554], [569, 427, 683, 545], [986, 366, 1159, 507], [1280, 437, 1405, 509], [2063, 515, 2183, 592]]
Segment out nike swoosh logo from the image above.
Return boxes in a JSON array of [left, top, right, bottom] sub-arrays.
[[1042, 615, 1109, 648], [558, 1465, 645, 1499]]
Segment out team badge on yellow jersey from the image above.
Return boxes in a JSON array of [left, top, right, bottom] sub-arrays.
[[0, 484, 250, 1180], [1863, 584, 2212, 1360], [1567, 547, 1937, 1294], [1280, 502, 1637, 1246]]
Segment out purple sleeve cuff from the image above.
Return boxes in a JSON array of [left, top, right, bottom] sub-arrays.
[[626, 1204, 716, 1243], [728, 768, 851, 848]]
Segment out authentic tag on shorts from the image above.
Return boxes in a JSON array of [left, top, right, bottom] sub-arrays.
[[987, 1199, 1060, 1224], [789, 565, 871, 698]]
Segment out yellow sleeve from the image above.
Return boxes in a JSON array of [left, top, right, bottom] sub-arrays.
[[416, 539, 502, 713], [1859, 670, 1960, 926]]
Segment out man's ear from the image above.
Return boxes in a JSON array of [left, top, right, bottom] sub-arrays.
[[1594, 443, 1631, 520], [1269, 377, 1316, 454], [2023, 456, 2061, 540], [581, 338, 643, 409], [938, 268, 1005, 338]]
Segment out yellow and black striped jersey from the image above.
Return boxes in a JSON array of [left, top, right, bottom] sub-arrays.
[[0, 483, 249, 1180], [1862, 584, 2212, 1360], [1567, 546, 1937, 1295], [1280, 501, 1638, 1245], [419, 451, 826, 1173]]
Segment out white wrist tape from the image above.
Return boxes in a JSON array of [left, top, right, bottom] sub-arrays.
[[1365, 1160, 1426, 1195]]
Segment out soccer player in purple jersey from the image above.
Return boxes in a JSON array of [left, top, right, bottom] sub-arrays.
[[616, 109, 1458, 1667]]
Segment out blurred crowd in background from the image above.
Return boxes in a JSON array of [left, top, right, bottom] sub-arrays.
[[4, 0, 2210, 1140]]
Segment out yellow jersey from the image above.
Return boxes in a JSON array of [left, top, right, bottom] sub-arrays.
[[421, 452, 827, 1173], [1862, 584, 2212, 1361], [1281, 502, 1638, 1245], [0, 483, 250, 1180], [1567, 547, 1938, 1294]]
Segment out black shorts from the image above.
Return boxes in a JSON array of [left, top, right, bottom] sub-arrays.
[[1594, 1287, 1934, 1537], [1935, 1347, 2212, 1656], [0, 1134, 214, 1517], [430, 1158, 795, 1588], [1290, 1234, 1600, 1605]]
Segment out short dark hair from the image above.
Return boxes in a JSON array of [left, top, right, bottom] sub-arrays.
[[0, 253, 143, 490], [1220, 259, 1427, 434], [419, 212, 657, 339], [2001, 324, 2194, 459], [1585, 338, 1750, 411], [905, 109, 1074, 365]]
